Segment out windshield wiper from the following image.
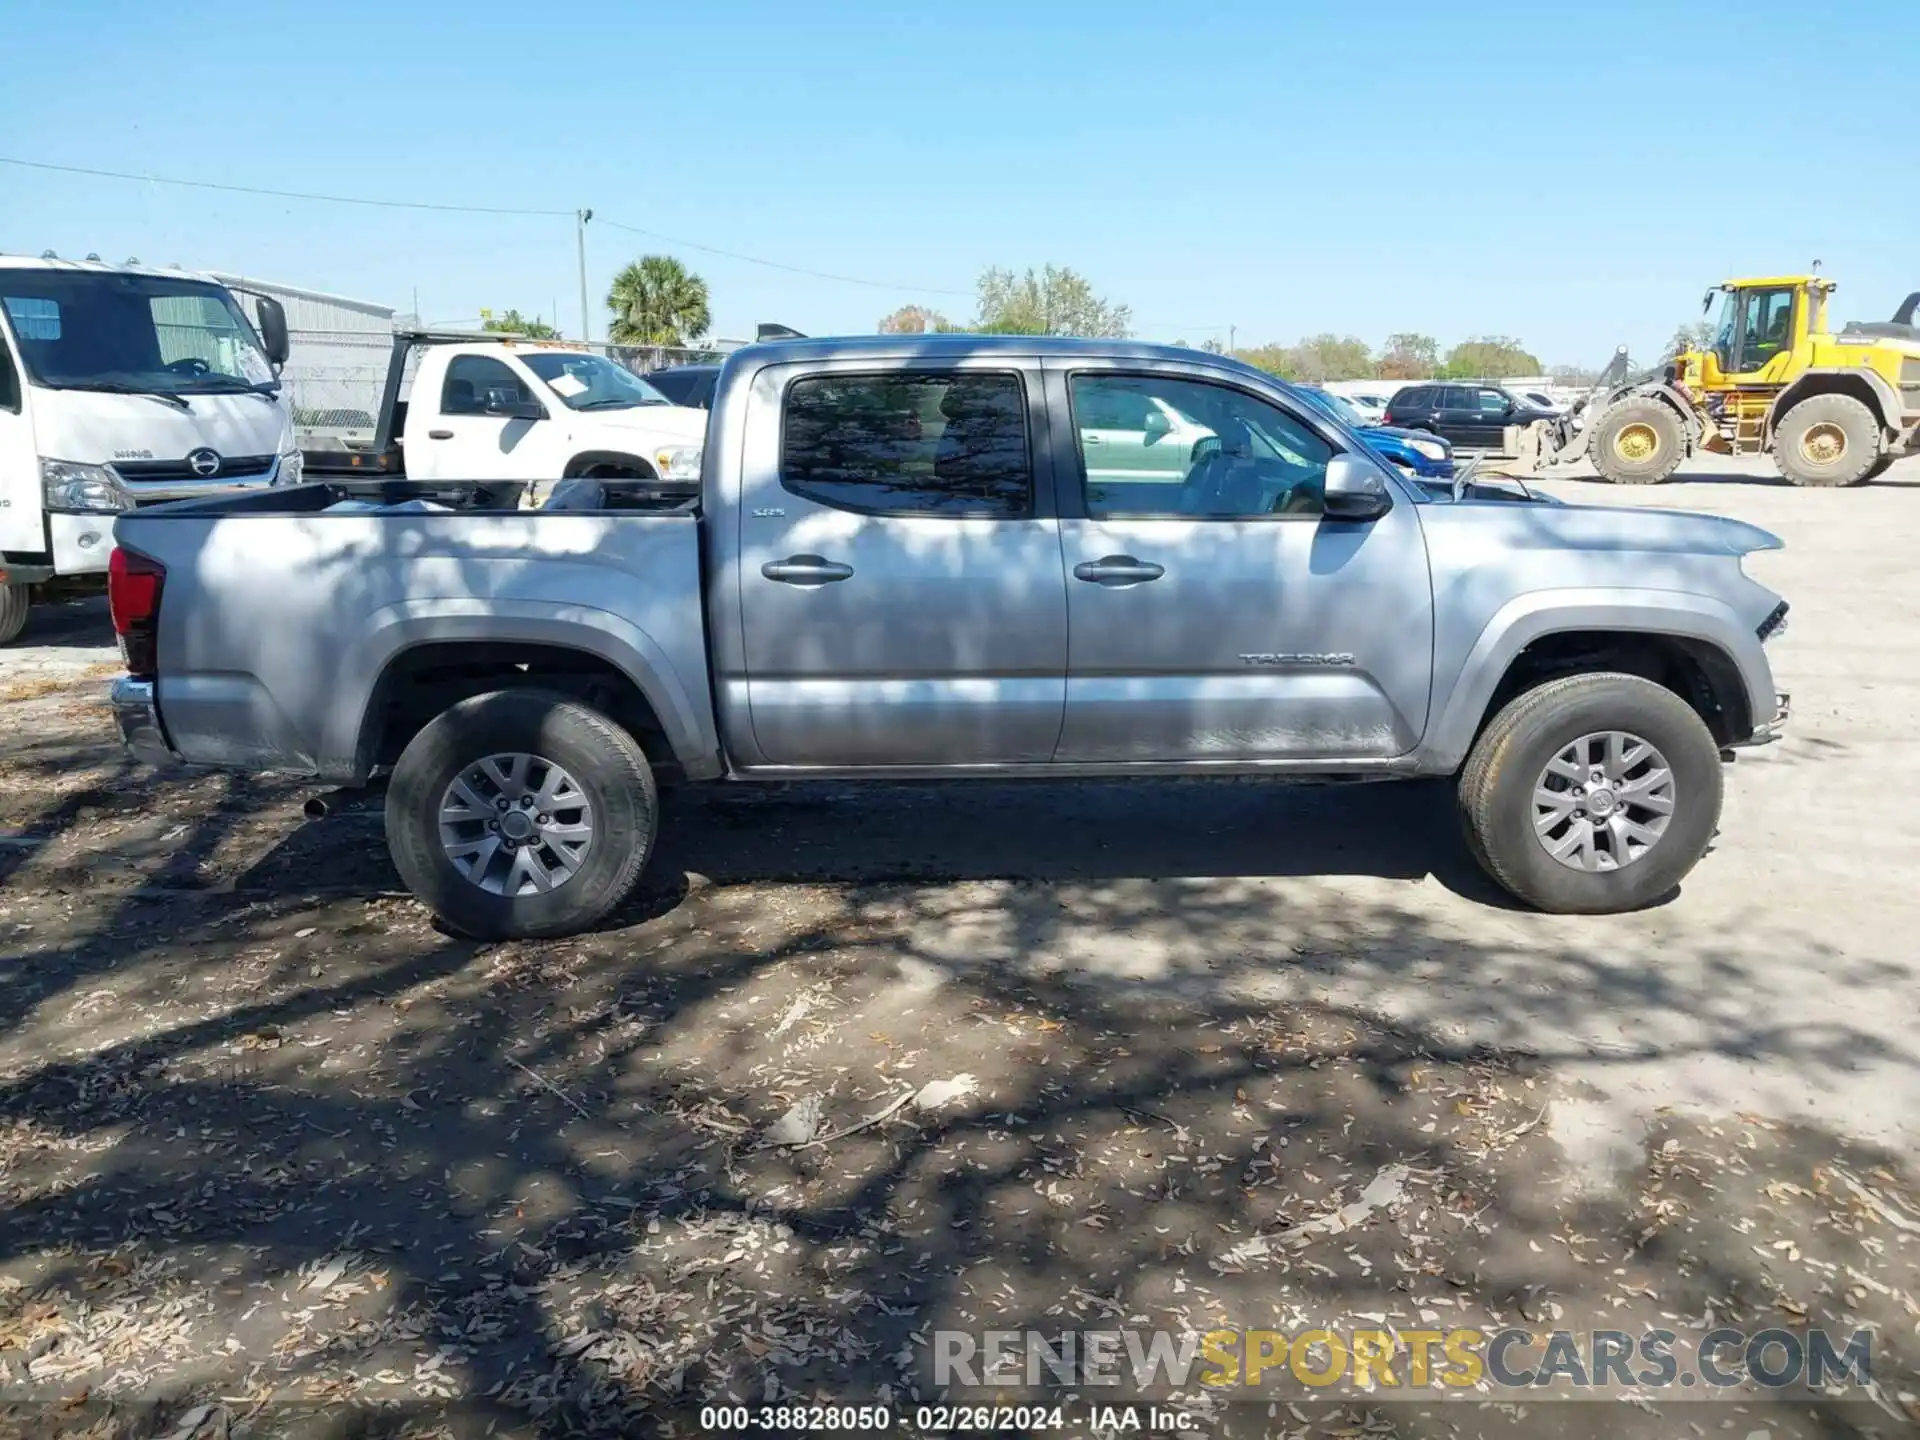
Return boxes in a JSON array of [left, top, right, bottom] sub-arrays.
[[573, 397, 640, 411], [74, 383, 193, 413]]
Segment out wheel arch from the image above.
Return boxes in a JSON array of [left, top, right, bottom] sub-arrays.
[[1422, 591, 1773, 771], [326, 602, 722, 784], [563, 449, 658, 479], [1765, 368, 1903, 441]]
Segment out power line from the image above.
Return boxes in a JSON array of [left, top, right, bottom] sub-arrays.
[[0, 155, 571, 217], [4, 153, 1226, 327], [594, 215, 972, 297]]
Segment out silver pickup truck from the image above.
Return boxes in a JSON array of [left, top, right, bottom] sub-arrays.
[[108, 335, 1791, 938]]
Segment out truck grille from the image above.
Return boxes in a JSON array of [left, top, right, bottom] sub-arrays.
[[112, 454, 276, 482]]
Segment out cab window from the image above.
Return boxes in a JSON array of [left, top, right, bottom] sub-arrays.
[[442, 355, 534, 416], [1734, 288, 1795, 372]]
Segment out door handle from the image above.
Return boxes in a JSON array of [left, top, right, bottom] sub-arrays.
[[1073, 555, 1164, 585], [427, 429, 453, 440], [762, 554, 854, 586]]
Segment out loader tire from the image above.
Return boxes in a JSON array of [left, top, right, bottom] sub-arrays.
[[1772, 393, 1882, 487], [1591, 398, 1685, 483]]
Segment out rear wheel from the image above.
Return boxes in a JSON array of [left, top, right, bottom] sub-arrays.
[[0, 584, 30, 645], [1772, 393, 1882, 487], [385, 688, 657, 939], [1590, 398, 1686, 483], [1459, 673, 1722, 913]]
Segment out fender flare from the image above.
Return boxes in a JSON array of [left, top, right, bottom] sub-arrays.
[[1419, 587, 1773, 774], [322, 597, 721, 782], [1765, 367, 1906, 440], [564, 449, 658, 478]]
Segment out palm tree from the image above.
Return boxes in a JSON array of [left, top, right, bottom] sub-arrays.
[[606, 255, 711, 347]]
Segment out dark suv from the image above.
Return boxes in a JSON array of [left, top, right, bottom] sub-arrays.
[[1384, 383, 1556, 449]]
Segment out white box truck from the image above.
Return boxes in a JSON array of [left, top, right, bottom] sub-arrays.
[[0, 256, 297, 642]]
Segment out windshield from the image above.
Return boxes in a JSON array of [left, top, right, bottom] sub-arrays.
[[1300, 388, 1366, 428], [0, 271, 274, 394], [519, 351, 671, 411], [1709, 289, 1738, 367]]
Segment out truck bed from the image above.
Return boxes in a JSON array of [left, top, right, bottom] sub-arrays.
[[112, 482, 719, 783]]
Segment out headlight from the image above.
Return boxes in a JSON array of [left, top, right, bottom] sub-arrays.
[[654, 445, 702, 481], [1408, 437, 1449, 462], [274, 441, 304, 487], [41, 458, 132, 513]]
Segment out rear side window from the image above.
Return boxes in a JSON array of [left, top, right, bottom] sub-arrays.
[[780, 371, 1031, 518], [1439, 386, 1471, 408], [1391, 387, 1426, 410]]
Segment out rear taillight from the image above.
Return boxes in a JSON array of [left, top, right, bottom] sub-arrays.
[[108, 547, 165, 679]]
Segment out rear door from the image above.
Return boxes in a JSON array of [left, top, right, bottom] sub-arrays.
[[1433, 386, 1481, 447], [1470, 387, 1514, 447], [1385, 385, 1433, 431], [732, 359, 1068, 768], [1047, 360, 1434, 764]]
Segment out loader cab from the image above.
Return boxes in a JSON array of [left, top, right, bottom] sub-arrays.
[[1701, 277, 1830, 384]]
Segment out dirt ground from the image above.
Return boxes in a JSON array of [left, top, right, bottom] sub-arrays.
[[2, 456, 1918, 1438]]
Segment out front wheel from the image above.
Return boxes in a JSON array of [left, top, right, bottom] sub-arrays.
[[385, 689, 658, 939], [1590, 398, 1686, 483], [1458, 673, 1723, 913], [0, 584, 29, 646]]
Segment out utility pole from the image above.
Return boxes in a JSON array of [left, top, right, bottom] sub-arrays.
[[1229, 325, 1236, 353], [575, 209, 593, 342]]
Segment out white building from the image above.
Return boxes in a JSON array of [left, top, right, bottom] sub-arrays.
[[211, 274, 397, 441]]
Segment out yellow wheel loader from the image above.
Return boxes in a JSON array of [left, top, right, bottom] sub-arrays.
[[1515, 275, 1920, 486]]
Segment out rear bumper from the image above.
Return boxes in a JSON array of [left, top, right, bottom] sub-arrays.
[[110, 677, 180, 767]]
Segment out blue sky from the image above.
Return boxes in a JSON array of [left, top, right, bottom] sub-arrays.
[[3, 0, 1913, 366]]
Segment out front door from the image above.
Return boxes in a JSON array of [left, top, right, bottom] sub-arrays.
[[734, 361, 1067, 768], [410, 353, 553, 483], [0, 319, 38, 556], [1724, 286, 1799, 384], [1049, 363, 1434, 764]]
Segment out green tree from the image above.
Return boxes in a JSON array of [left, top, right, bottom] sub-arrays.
[[1285, 333, 1372, 382], [1231, 343, 1301, 379], [1377, 332, 1439, 379], [1442, 335, 1542, 380], [1666, 320, 1717, 357], [606, 255, 711, 347], [973, 265, 1131, 337], [876, 304, 956, 334], [481, 309, 558, 340]]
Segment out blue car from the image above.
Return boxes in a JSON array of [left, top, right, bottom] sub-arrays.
[[1296, 385, 1455, 479]]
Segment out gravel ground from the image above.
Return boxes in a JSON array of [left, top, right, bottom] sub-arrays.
[[1, 456, 1917, 1438]]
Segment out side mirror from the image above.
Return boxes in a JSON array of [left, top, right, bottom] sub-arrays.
[[1142, 408, 1172, 441], [256, 296, 290, 368], [1322, 454, 1393, 521], [485, 390, 546, 420]]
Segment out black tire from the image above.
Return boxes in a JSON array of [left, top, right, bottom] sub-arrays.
[[1861, 455, 1895, 482], [1458, 673, 1723, 914], [1590, 398, 1686, 483], [1772, 392, 1882, 487], [385, 688, 657, 939], [0, 584, 28, 646]]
